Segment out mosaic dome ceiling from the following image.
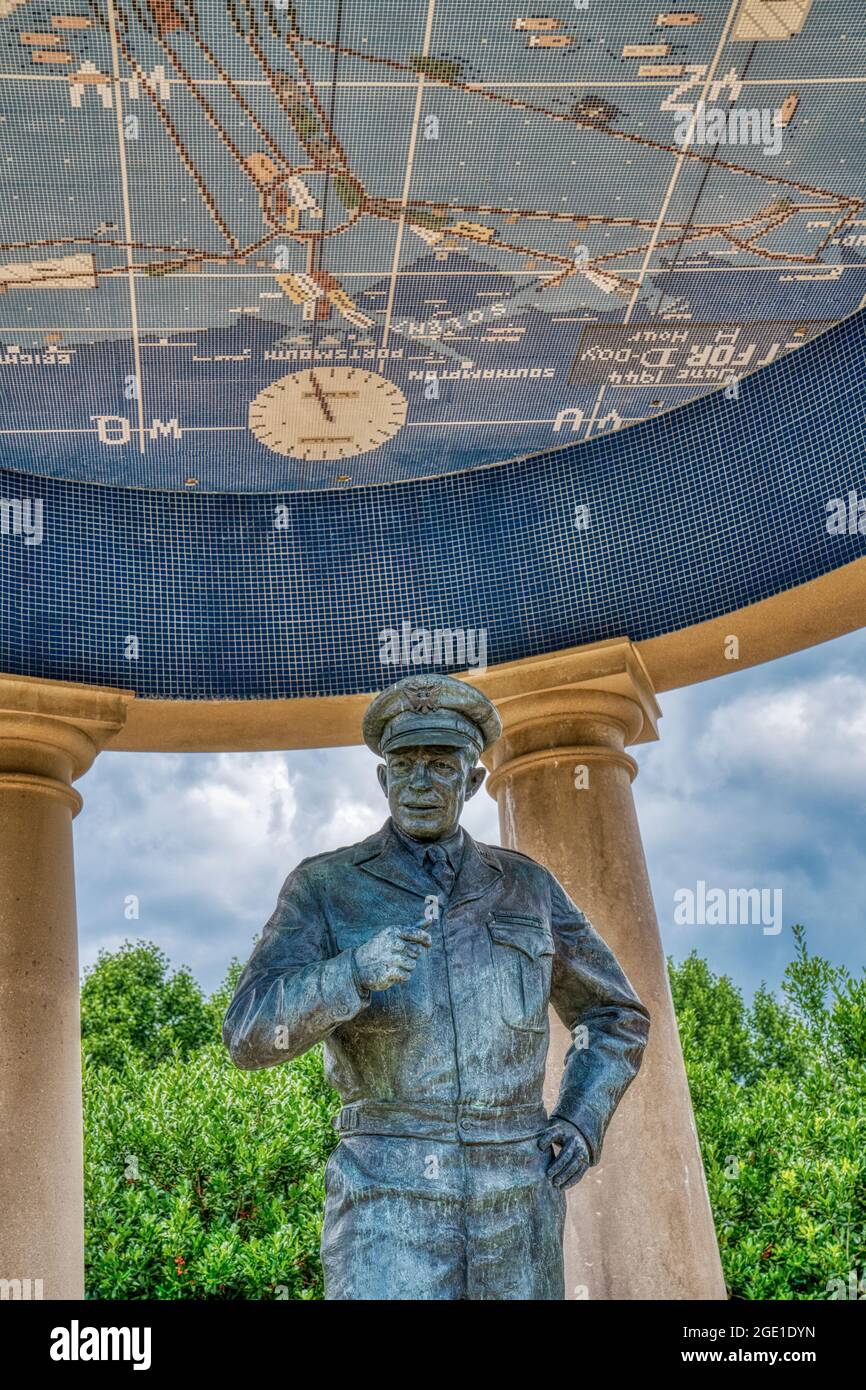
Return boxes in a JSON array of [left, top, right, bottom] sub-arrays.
[[1, 0, 865, 705], [0, 0, 864, 492]]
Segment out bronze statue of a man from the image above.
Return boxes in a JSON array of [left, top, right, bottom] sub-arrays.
[[224, 674, 649, 1300]]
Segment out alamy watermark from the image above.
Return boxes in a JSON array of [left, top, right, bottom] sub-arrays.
[[673, 100, 783, 158], [50, 1321, 151, 1370], [674, 881, 783, 936], [0, 496, 43, 546], [0, 1276, 43, 1299], [379, 621, 488, 673], [826, 490, 866, 535], [827, 1269, 866, 1300]]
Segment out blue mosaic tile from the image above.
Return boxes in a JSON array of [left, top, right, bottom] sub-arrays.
[[1, 306, 864, 698]]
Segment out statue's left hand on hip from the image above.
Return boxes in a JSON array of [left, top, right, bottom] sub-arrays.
[[538, 1118, 591, 1190]]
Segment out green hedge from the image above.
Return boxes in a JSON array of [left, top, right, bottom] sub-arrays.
[[81, 931, 865, 1299], [670, 926, 865, 1300], [84, 1042, 337, 1300], [82, 942, 338, 1299]]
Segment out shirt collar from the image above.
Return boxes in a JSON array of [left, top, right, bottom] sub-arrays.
[[391, 820, 465, 874]]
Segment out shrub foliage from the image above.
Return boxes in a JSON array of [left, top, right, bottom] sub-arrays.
[[82, 930, 864, 1299], [670, 926, 865, 1299]]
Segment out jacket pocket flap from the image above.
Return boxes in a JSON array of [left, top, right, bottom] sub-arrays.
[[488, 918, 554, 960]]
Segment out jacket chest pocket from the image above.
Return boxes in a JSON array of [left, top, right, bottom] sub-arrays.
[[487, 914, 554, 1033]]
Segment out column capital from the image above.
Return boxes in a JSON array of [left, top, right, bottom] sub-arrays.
[[479, 639, 661, 796], [0, 674, 134, 814], [478, 637, 660, 738]]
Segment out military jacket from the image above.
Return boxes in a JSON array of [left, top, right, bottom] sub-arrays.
[[224, 820, 649, 1158]]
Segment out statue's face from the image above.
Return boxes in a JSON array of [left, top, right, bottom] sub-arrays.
[[377, 745, 485, 841]]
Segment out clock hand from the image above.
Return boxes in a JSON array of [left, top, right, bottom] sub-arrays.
[[309, 371, 335, 424]]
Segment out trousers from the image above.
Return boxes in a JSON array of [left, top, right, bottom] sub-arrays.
[[320, 1133, 566, 1300]]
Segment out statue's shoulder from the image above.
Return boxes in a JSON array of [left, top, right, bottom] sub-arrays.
[[477, 841, 578, 905], [494, 844, 542, 866], [292, 840, 364, 875], [290, 826, 385, 880], [476, 839, 547, 876]]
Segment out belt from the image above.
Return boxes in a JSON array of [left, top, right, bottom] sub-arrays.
[[334, 1100, 548, 1144]]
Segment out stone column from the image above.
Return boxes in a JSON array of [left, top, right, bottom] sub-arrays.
[[0, 675, 132, 1300], [481, 641, 726, 1300]]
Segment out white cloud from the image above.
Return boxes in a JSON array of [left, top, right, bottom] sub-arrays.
[[635, 636, 866, 993]]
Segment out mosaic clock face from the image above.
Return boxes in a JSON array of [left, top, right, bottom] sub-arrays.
[[249, 368, 407, 460]]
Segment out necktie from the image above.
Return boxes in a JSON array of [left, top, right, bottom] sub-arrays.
[[424, 842, 456, 897]]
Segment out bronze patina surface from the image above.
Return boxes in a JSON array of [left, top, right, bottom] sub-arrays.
[[224, 674, 649, 1300]]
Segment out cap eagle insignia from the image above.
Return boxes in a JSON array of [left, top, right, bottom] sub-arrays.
[[404, 678, 441, 714]]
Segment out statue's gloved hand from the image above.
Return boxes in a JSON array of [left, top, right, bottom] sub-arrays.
[[538, 1118, 592, 1190], [352, 923, 432, 992]]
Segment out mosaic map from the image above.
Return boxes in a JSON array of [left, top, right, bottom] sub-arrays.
[[0, 0, 864, 488]]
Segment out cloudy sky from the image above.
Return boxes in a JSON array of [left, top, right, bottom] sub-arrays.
[[73, 626, 866, 1001]]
